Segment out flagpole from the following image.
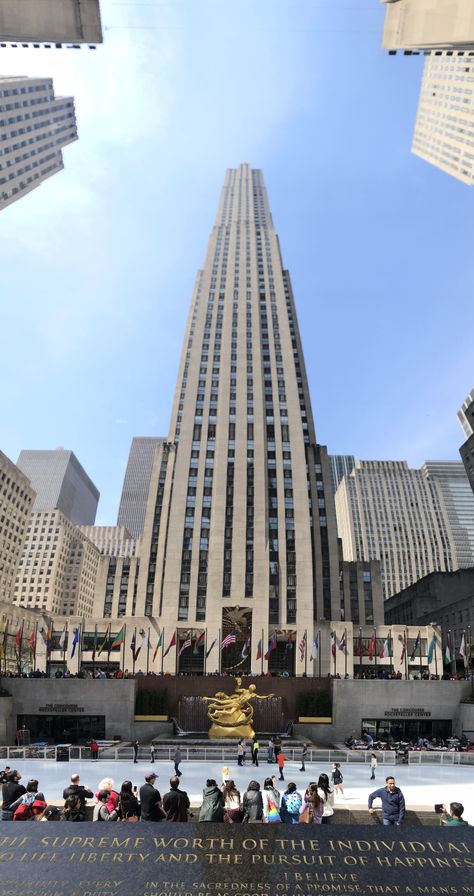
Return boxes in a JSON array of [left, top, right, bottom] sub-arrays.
[[344, 627, 348, 678], [388, 629, 392, 676], [404, 628, 408, 680], [78, 620, 83, 674], [63, 623, 68, 676], [161, 627, 165, 676], [218, 629, 221, 675], [374, 628, 377, 672], [304, 629, 307, 677], [419, 630, 422, 678], [359, 627, 362, 676], [18, 621, 24, 675], [260, 628, 264, 675], [93, 623, 97, 678], [122, 623, 127, 674], [132, 626, 137, 676], [33, 621, 38, 673], [147, 626, 151, 675], [204, 629, 207, 676], [433, 631, 438, 678]]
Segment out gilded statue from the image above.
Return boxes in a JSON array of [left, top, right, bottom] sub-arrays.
[[203, 677, 273, 739]]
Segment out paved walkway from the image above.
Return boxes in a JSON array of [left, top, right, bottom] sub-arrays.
[[3, 757, 473, 823]]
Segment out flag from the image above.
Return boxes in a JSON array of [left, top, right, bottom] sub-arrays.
[[45, 626, 52, 657], [400, 632, 407, 664], [368, 630, 376, 662], [194, 632, 205, 654], [178, 630, 192, 658], [445, 632, 452, 664], [163, 630, 177, 658], [130, 632, 137, 659], [459, 633, 466, 661], [358, 631, 363, 661], [91, 626, 98, 662], [241, 636, 251, 659], [0, 621, 9, 659], [427, 633, 436, 664], [299, 631, 307, 662], [330, 632, 337, 659], [28, 631, 36, 653], [135, 630, 149, 661], [15, 627, 22, 650], [310, 634, 319, 662], [59, 626, 67, 651], [256, 638, 263, 661], [111, 626, 126, 649], [206, 637, 217, 659], [152, 630, 163, 663], [264, 631, 277, 660], [338, 632, 347, 653], [70, 627, 79, 659], [285, 631, 293, 654], [97, 624, 110, 657], [378, 637, 390, 659], [222, 629, 236, 650], [410, 631, 421, 662]]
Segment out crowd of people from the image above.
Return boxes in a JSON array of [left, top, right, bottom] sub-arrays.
[[344, 731, 474, 753], [0, 765, 469, 826]]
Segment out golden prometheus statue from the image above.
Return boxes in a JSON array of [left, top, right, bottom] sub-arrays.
[[202, 677, 273, 739]]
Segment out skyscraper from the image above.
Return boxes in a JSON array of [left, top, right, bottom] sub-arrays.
[[117, 437, 164, 538], [458, 389, 474, 497], [17, 449, 99, 525], [380, 0, 474, 52], [335, 460, 456, 599], [0, 451, 36, 604], [0, 77, 77, 211], [422, 461, 474, 568], [328, 454, 356, 495], [0, 0, 102, 45], [136, 165, 343, 666], [458, 388, 474, 438], [412, 54, 474, 185]]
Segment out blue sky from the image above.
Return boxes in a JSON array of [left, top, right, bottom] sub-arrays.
[[1, 0, 473, 525]]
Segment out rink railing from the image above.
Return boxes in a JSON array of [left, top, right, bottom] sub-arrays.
[[1, 745, 473, 765]]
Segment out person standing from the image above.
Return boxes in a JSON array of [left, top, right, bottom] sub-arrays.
[[133, 741, 139, 764], [237, 739, 244, 767], [62, 774, 93, 810], [90, 740, 99, 762], [277, 750, 285, 781], [1, 770, 26, 820], [370, 752, 377, 780], [150, 744, 156, 764], [173, 746, 182, 777], [163, 776, 190, 822], [300, 743, 308, 772], [242, 780, 264, 823], [252, 737, 259, 766], [139, 772, 163, 822], [273, 736, 281, 763], [267, 739, 274, 763], [280, 783, 302, 824], [368, 776, 405, 826], [222, 780, 242, 823], [262, 777, 281, 823], [317, 773, 334, 824], [199, 779, 224, 822]]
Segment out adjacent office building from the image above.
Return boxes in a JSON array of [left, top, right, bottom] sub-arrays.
[[0, 0, 103, 45], [422, 461, 474, 568], [17, 449, 99, 526], [117, 437, 164, 538], [135, 163, 358, 668], [0, 77, 78, 211], [459, 389, 474, 496], [412, 53, 474, 186], [0, 451, 36, 604], [380, 0, 474, 52], [328, 454, 356, 495], [335, 460, 457, 599]]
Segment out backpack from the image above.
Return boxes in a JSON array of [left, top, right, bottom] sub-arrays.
[[13, 797, 47, 820]]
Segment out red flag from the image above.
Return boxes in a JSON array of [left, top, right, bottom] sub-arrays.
[[163, 630, 177, 658], [256, 638, 262, 660], [331, 632, 337, 658], [15, 628, 22, 649], [28, 631, 36, 652], [368, 630, 376, 662]]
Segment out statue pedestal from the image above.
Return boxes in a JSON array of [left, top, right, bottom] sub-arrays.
[[208, 723, 255, 740]]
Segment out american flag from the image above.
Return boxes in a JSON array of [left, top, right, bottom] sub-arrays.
[[299, 631, 307, 661], [221, 629, 236, 649], [178, 630, 192, 657]]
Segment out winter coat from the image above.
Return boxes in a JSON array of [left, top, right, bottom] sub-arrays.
[[242, 788, 263, 822], [199, 785, 224, 822]]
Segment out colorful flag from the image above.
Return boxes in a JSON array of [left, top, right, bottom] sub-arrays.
[[378, 637, 390, 659], [368, 630, 376, 662], [427, 633, 436, 664], [130, 632, 137, 659], [445, 631, 452, 664], [222, 629, 237, 650], [194, 632, 205, 654], [459, 633, 466, 661], [15, 627, 22, 650], [135, 630, 148, 661], [163, 630, 177, 658], [400, 632, 407, 664], [152, 630, 163, 663], [299, 631, 307, 662], [111, 626, 126, 649], [206, 637, 217, 659], [310, 634, 319, 662], [28, 631, 36, 653], [59, 626, 67, 651], [330, 632, 337, 659], [338, 632, 347, 653], [256, 638, 263, 661], [96, 624, 110, 657], [241, 636, 251, 659], [358, 631, 363, 661], [178, 630, 192, 658], [410, 631, 421, 662], [264, 631, 277, 661], [70, 627, 79, 659]]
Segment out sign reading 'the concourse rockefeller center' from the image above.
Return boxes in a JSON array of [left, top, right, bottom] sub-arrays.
[[0, 825, 472, 896]]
